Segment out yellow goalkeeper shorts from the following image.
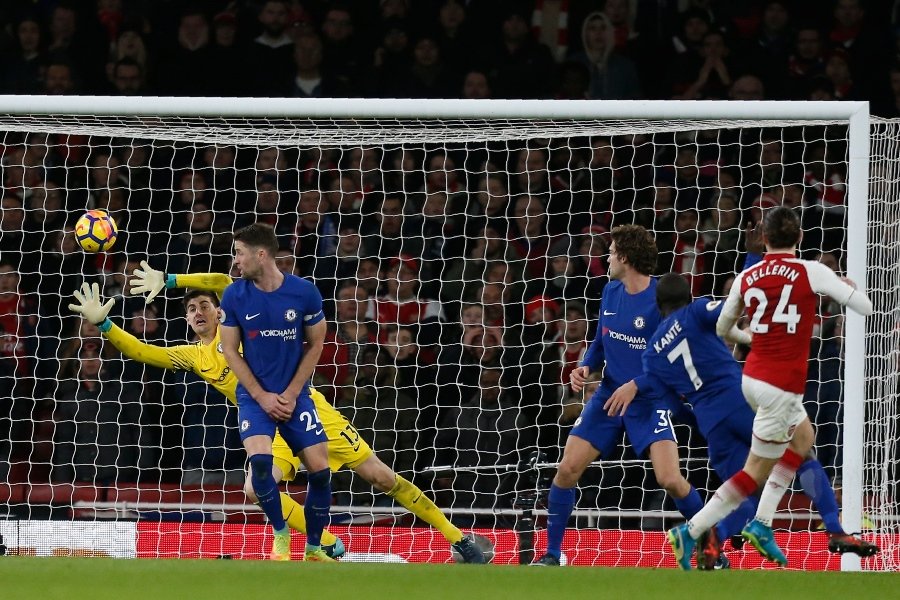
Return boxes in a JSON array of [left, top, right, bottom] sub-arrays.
[[272, 389, 373, 481]]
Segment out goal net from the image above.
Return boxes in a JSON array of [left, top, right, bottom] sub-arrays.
[[0, 97, 893, 570]]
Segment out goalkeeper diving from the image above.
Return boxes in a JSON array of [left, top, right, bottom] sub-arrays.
[[68, 264, 488, 563]]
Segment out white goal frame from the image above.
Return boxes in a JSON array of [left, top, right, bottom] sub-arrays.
[[0, 96, 871, 571]]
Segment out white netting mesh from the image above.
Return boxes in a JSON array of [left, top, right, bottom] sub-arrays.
[[0, 107, 892, 568]]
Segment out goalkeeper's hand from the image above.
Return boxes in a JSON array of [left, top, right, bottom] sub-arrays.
[[130, 260, 166, 304], [68, 282, 115, 325]]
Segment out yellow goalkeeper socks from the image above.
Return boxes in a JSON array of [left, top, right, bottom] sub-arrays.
[[279, 492, 338, 547], [386, 475, 463, 544]]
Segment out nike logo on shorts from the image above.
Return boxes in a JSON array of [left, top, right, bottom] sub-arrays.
[[653, 427, 669, 434]]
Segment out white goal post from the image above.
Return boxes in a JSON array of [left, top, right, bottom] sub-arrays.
[[0, 96, 890, 570]]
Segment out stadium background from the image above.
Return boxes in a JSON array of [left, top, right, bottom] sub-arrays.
[[0, 0, 895, 567]]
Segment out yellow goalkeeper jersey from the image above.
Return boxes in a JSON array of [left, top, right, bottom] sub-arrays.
[[103, 323, 371, 476]]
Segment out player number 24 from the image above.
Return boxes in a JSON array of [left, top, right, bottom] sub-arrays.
[[744, 284, 800, 334]]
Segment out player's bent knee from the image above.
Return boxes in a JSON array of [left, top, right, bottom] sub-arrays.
[[555, 462, 584, 488], [307, 467, 331, 490], [656, 472, 688, 496]]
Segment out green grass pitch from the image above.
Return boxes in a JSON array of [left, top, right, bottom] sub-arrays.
[[0, 557, 894, 600]]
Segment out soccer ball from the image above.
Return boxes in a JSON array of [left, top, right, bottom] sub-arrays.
[[74, 209, 118, 252]]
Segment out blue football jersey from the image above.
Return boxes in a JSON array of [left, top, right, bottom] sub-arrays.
[[642, 298, 745, 434], [582, 278, 660, 393], [220, 274, 325, 396]]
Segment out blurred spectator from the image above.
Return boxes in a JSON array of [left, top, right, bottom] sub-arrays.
[[320, 5, 363, 92], [487, 7, 556, 99], [508, 195, 554, 279], [106, 27, 149, 89], [435, 367, 534, 513], [0, 196, 26, 266], [571, 12, 640, 100], [399, 34, 455, 99], [823, 48, 858, 100], [3, 15, 45, 94], [787, 26, 826, 99], [52, 343, 141, 483], [371, 17, 412, 96], [676, 30, 734, 99], [319, 281, 377, 406], [729, 74, 765, 100], [0, 262, 36, 388], [461, 70, 491, 99], [207, 12, 242, 96], [466, 173, 511, 235], [436, 325, 504, 410], [154, 10, 214, 96], [442, 224, 520, 303], [289, 33, 345, 97], [247, 0, 295, 96], [361, 195, 423, 260], [828, 0, 888, 97], [109, 58, 145, 95], [657, 207, 713, 297], [741, 0, 791, 98], [366, 256, 444, 345], [44, 60, 77, 95], [436, 0, 472, 77]]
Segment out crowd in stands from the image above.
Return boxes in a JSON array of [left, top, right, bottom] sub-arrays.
[[0, 0, 898, 111], [0, 0, 867, 520]]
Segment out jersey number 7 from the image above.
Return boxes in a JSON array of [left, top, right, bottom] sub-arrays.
[[667, 338, 703, 391]]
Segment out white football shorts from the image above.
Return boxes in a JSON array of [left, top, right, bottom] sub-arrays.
[[742, 375, 808, 459]]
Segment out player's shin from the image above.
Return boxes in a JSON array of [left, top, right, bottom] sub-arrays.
[[250, 454, 286, 531], [716, 497, 757, 541], [755, 448, 803, 526], [387, 474, 463, 543], [796, 458, 843, 534], [672, 486, 704, 520], [688, 471, 758, 539], [304, 468, 332, 548], [546, 484, 577, 558], [279, 491, 339, 546]]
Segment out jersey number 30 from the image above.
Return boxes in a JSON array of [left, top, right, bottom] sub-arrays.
[[744, 284, 800, 334]]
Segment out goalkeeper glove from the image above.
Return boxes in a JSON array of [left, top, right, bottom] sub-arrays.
[[69, 282, 115, 329], [130, 260, 172, 304]]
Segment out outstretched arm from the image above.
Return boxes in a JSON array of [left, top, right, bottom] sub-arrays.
[[130, 260, 233, 303], [69, 281, 189, 371]]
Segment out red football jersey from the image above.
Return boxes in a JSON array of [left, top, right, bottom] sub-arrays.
[[729, 253, 858, 394]]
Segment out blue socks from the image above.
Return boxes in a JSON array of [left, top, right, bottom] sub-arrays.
[[304, 468, 332, 548], [249, 454, 285, 532], [546, 484, 577, 558], [798, 458, 843, 534], [673, 486, 704, 519]]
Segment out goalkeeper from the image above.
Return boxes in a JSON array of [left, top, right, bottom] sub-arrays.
[[68, 265, 487, 564]]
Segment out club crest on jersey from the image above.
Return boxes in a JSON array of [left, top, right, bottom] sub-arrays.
[[284, 309, 297, 322], [240, 419, 250, 432], [633, 316, 646, 329]]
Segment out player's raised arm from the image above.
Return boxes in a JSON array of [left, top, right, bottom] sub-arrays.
[[130, 260, 233, 304], [715, 277, 745, 339], [806, 261, 874, 317], [68, 281, 188, 371]]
